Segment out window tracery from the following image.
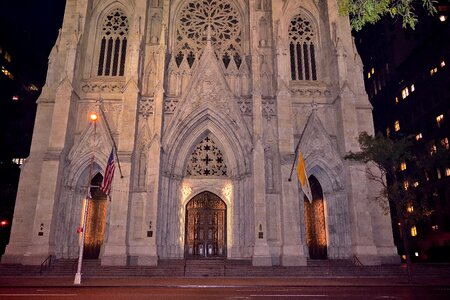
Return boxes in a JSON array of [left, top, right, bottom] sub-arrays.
[[186, 135, 228, 177], [288, 13, 317, 81], [175, 0, 242, 68], [97, 8, 129, 76]]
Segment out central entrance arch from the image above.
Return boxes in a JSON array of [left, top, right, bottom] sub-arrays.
[[185, 191, 227, 258]]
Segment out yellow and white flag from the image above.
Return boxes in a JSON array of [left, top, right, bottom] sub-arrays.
[[296, 151, 313, 203]]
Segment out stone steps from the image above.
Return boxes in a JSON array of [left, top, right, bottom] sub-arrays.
[[2, 259, 449, 278]]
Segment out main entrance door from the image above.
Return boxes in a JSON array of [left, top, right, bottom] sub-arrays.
[[185, 191, 226, 258]]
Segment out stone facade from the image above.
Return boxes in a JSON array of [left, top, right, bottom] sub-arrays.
[[2, 0, 398, 266]]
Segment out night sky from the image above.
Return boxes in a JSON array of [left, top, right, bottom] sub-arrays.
[[0, 1, 66, 85], [0, 1, 66, 159]]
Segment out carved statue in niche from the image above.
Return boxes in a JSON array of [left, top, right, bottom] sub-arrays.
[[264, 146, 275, 192], [149, 13, 161, 44], [138, 147, 148, 188], [151, 0, 160, 8], [258, 17, 268, 47], [256, 0, 271, 11], [260, 55, 272, 97], [167, 56, 179, 96]]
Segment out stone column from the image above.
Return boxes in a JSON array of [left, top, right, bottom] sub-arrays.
[[249, 0, 272, 266], [101, 17, 143, 263]]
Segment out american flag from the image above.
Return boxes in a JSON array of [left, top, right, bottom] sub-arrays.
[[101, 149, 116, 198]]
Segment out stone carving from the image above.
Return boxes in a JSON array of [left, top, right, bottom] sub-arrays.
[[164, 98, 178, 113], [290, 88, 331, 97], [237, 99, 252, 115], [262, 99, 276, 119], [81, 81, 124, 93], [186, 135, 228, 177], [139, 97, 154, 118]]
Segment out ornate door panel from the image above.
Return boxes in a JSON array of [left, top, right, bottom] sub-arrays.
[[185, 192, 226, 258]]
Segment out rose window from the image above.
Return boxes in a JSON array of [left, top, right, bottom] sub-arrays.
[[186, 135, 228, 177], [176, 0, 242, 68]]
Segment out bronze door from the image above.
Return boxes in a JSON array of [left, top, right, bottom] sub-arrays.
[[185, 192, 226, 258], [83, 173, 108, 259], [304, 176, 327, 259]]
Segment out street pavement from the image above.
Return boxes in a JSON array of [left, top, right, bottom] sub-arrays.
[[1, 276, 450, 299]]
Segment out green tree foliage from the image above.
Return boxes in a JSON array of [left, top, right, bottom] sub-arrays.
[[338, 0, 437, 31]]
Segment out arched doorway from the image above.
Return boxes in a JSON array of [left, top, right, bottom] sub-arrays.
[[83, 173, 108, 259], [304, 176, 327, 259], [185, 191, 226, 258]]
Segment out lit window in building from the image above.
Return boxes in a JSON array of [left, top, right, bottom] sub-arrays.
[[367, 72, 371, 79], [411, 226, 417, 237], [400, 161, 407, 171], [446, 168, 450, 177], [12, 158, 26, 165], [12, 95, 19, 101], [415, 133, 423, 141], [414, 252, 419, 257], [432, 225, 439, 231], [403, 181, 409, 191], [430, 67, 438, 76], [395, 96, 399, 104], [441, 61, 446, 68], [28, 84, 38, 92], [394, 120, 400, 132], [439, 15, 448, 22], [401, 87, 409, 99], [1, 66, 14, 79], [407, 204, 414, 213], [436, 114, 444, 127], [4, 51, 11, 62], [437, 168, 442, 179], [371, 68, 374, 74], [410, 84, 415, 92], [413, 181, 419, 188], [430, 144, 437, 155], [441, 137, 449, 149], [386, 127, 391, 137]]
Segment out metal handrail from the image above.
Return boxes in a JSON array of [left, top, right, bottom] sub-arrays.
[[40, 255, 53, 275], [353, 255, 363, 266]]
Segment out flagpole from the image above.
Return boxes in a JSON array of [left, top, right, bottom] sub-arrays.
[[74, 113, 98, 285], [288, 136, 302, 182], [288, 107, 316, 182], [98, 104, 124, 178]]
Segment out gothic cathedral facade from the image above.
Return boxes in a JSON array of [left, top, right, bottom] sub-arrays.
[[3, 0, 398, 266]]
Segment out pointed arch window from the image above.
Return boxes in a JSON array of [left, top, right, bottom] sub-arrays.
[[288, 13, 317, 81], [97, 8, 129, 76], [186, 135, 228, 177]]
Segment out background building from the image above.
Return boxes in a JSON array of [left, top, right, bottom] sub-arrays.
[[355, 1, 450, 262]]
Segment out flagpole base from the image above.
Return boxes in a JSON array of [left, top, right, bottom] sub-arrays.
[[74, 273, 81, 285]]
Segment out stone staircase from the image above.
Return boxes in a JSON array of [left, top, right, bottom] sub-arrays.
[[2, 258, 450, 278]]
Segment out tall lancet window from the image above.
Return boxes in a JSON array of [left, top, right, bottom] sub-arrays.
[[97, 8, 129, 76], [288, 13, 317, 81]]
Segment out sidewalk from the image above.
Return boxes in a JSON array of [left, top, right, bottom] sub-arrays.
[[1, 276, 449, 288]]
